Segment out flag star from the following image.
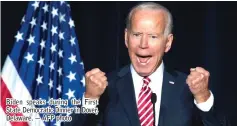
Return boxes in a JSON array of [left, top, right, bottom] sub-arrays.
[[48, 79, 53, 90], [67, 4, 70, 8], [60, 1, 65, 5], [57, 85, 62, 94], [21, 15, 25, 23], [49, 61, 55, 72], [80, 62, 84, 69], [58, 49, 63, 58], [50, 43, 57, 53], [67, 71, 76, 82], [36, 75, 43, 85], [40, 39, 46, 50], [57, 67, 63, 76], [68, 18, 75, 28], [32, 1, 39, 10], [51, 25, 58, 36], [24, 52, 34, 63], [59, 31, 64, 40], [69, 36, 76, 46], [37, 57, 44, 68], [15, 31, 23, 42], [68, 53, 77, 64], [30, 17, 36, 28], [65, 88, 75, 99], [81, 76, 85, 86], [42, 3, 49, 13], [41, 21, 47, 31], [59, 13, 66, 23], [51, 7, 58, 18], [27, 34, 35, 46]]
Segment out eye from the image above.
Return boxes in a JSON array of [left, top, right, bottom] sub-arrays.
[[133, 33, 141, 37], [150, 35, 158, 39]]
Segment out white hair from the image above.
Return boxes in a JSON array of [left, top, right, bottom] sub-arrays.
[[126, 2, 173, 36]]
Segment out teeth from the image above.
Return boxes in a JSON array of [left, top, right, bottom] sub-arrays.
[[137, 57, 151, 65]]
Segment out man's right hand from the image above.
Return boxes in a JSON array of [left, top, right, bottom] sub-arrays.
[[85, 68, 108, 99]]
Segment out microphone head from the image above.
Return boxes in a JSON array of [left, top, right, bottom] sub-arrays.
[[151, 93, 157, 104]]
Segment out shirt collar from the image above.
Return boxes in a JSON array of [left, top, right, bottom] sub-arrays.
[[130, 61, 164, 81]]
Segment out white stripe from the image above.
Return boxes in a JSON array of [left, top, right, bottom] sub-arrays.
[[146, 117, 154, 126], [0, 107, 12, 126], [138, 99, 151, 114], [138, 89, 151, 108], [1, 56, 45, 126], [138, 86, 149, 102], [141, 110, 153, 126], [139, 104, 153, 120], [143, 79, 150, 84]]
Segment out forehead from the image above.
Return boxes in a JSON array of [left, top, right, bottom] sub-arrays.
[[131, 9, 166, 31]]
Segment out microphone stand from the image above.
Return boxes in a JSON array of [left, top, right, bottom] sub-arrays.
[[151, 93, 157, 126]]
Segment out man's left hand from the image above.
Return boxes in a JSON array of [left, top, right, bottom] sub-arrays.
[[186, 67, 211, 103]]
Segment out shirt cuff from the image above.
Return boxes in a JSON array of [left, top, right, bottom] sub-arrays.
[[194, 91, 214, 112], [82, 93, 99, 108]]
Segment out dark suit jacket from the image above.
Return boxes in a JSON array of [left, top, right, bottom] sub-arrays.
[[66, 65, 223, 126]]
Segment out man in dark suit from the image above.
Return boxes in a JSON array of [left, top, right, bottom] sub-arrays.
[[66, 2, 222, 126]]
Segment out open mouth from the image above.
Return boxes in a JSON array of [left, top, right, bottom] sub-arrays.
[[136, 54, 152, 65]]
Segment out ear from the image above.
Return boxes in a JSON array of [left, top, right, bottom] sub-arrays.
[[124, 29, 128, 48], [164, 34, 174, 53]]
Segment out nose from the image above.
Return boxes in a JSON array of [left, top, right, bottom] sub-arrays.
[[139, 35, 149, 49]]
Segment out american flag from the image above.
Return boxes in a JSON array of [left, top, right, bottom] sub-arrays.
[[1, 1, 85, 126]]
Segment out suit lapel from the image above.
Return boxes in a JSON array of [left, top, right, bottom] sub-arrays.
[[158, 67, 178, 126], [115, 65, 179, 126], [116, 65, 140, 126]]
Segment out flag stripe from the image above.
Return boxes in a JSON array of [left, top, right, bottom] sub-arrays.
[[1, 56, 45, 126], [1, 2, 85, 126], [0, 106, 12, 126], [1, 78, 28, 126]]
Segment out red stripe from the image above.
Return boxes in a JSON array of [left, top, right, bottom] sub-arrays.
[[1, 78, 29, 126], [138, 102, 152, 117], [138, 78, 153, 126]]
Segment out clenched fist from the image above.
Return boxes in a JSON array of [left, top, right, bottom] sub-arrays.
[[186, 67, 211, 103], [85, 68, 108, 99]]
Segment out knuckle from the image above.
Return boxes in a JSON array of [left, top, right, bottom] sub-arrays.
[[91, 68, 101, 74], [93, 78, 99, 84], [85, 71, 90, 77], [206, 71, 210, 76], [186, 79, 189, 84], [94, 68, 100, 72], [102, 76, 107, 81], [105, 81, 108, 86], [196, 66, 202, 70], [90, 75, 94, 81], [99, 72, 104, 76]]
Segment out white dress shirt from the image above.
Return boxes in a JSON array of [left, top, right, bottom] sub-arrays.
[[130, 61, 214, 126]]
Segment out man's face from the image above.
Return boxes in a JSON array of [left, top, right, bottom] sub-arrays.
[[125, 9, 173, 77]]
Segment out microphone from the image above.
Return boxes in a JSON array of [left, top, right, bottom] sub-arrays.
[[151, 93, 157, 126]]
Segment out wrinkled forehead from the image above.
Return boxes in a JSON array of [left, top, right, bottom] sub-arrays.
[[130, 9, 167, 32]]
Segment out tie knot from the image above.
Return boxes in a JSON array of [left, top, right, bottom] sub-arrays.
[[143, 77, 151, 85]]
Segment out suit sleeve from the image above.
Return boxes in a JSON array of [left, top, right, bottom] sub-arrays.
[[192, 95, 230, 126]]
